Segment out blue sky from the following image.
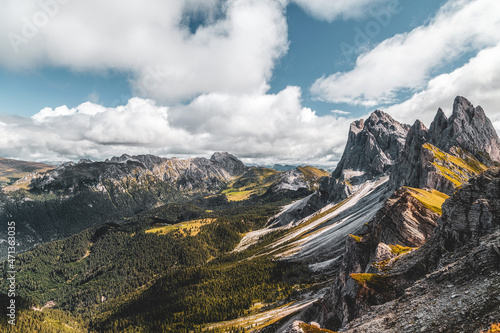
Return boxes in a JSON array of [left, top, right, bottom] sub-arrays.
[[0, 0, 499, 164], [0, 0, 446, 118]]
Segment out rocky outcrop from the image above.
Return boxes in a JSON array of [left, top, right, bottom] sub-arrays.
[[342, 167, 500, 332], [389, 120, 429, 191], [323, 111, 409, 204], [437, 167, 500, 251], [332, 111, 410, 181], [317, 187, 441, 330], [277, 97, 500, 333]]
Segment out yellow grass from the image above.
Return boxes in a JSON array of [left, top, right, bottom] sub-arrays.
[[482, 323, 500, 333], [299, 322, 339, 333], [422, 143, 487, 187], [406, 187, 449, 215], [297, 166, 330, 179], [388, 244, 416, 255], [223, 188, 261, 201], [349, 234, 362, 243], [145, 218, 216, 236], [350, 273, 391, 291]]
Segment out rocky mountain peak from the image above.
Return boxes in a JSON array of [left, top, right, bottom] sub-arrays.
[[332, 110, 410, 180], [349, 119, 364, 136], [366, 109, 398, 127], [429, 96, 500, 164], [109, 153, 133, 163], [408, 119, 428, 139], [428, 107, 448, 136], [210, 152, 247, 176]]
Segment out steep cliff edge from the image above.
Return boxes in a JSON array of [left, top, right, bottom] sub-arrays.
[[283, 168, 499, 333], [316, 186, 443, 329]]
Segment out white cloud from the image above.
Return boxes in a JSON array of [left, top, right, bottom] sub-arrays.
[[0, 88, 355, 166], [311, 0, 500, 106], [290, 0, 393, 21], [331, 110, 351, 115], [385, 45, 500, 133], [0, 0, 288, 103]]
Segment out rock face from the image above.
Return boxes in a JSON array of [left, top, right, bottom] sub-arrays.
[[332, 110, 410, 181], [30, 152, 246, 194], [308, 168, 500, 333], [437, 167, 500, 251], [281, 97, 500, 333], [389, 120, 429, 191], [323, 111, 409, 204], [317, 187, 441, 329], [342, 168, 500, 333]]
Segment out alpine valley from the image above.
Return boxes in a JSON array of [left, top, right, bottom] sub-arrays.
[[1, 96, 499, 333]]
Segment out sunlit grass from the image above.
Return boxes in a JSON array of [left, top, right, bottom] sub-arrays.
[[423, 143, 487, 187], [145, 218, 216, 236], [406, 186, 449, 215]]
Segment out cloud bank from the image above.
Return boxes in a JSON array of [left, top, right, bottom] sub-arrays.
[[311, 0, 500, 106], [0, 87, 355, 165]]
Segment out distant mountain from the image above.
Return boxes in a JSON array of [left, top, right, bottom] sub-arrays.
[[0, 157, 54, 189], [269, 164, 298, 172], [0, 152, 328, 259]]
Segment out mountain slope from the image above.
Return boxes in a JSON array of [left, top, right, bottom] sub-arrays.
[[0, 153, 328, 261], [0, 158, 54, 189], [428, 96, 500, 165], [341, 167, 500, 333], [0, 152, 248, 260], [276, 97, 500, 332]]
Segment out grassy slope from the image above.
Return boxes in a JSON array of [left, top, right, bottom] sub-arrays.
[[222, 166, 329, 202], [0, 157, 54, 188], [145, 218, 217, 236], [423, 143, 488, 186], [405, 187, 449, 215], [222, 167, 280, 201], [0, 191, 313, 332]]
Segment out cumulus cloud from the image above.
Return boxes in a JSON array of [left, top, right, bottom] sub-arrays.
[[0, 87, 356, 166], [290, 0, 393, 21], [0, 0, 288, 103], [311, 0, 500, 106], [385, 45, 500, 133]]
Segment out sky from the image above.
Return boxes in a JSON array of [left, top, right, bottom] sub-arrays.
[[0, 0, 499, 166]]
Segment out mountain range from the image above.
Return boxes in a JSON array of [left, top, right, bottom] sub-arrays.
[[0, 96, 499, 333]]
